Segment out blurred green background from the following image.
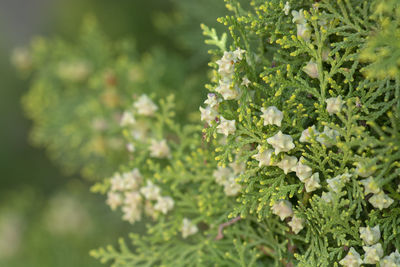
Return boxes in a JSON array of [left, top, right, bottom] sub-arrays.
[[0, 1, 169, 266], [0, 0, 225, 266]]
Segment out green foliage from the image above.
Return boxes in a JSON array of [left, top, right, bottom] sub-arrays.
[[360, 0, 400, 79], [153, 0, 227, 68], [16, 17, 203, 180], [200, 0, 400, 265], [13, 0, 400, 266], [0, 184, 128, 267]]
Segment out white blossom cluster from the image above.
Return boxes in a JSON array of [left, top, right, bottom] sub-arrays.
[[119, 94, 158, 150], [133, 94, 158, 116], [200, 48, 246, 136], [215, 48, 245, 100], [340, 225, 400, 266], [271, 200, 305, 234], [120, 111, 136, 127], [200, 93, 236, 136], [120, 96, 172, 158], [381, 250, 400, 267], [213, 160, 245, 196], [292, 9, 311, 42], [253, 106, 322, 193], [326, 96, 344, 115], [200, 93, 219, 126], [300, 125, 340, 148], [291, 9, 332, 81], [354, 161, 394, 210], [283, 2, 290, 16], [106, 169, 174, 224], [360, 176, 394, 210], [149, 139, 171, 159], [181, 218, 198, 239]]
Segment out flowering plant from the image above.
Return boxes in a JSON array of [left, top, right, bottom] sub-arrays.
[[15, 0, 400, 266]]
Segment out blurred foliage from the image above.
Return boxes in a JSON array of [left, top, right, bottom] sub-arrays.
[[2, 0, 210, 266], [17, 17, 205, 180], [0, 182, 135, 267], [153, 0, 227, 68], [360, 0, 400, 80]]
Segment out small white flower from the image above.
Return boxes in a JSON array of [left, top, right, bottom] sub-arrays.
[[363, 243, 383, 264], [339, 247, 363, 267], [304, 172, 321, 192], [355, 161, 376, 178], [215, 80, 240, 100], [122, 205, 142, 224], [149, 139, 171, 158], [106, 192, 123, 210], [303, 60, 319, 79], [283, 2, 290, 15], [229, 161, 246, 175], [252, 146, 274, 167], [288, 215, 304, 234], [360, 177, 380, 195], [133, 95, 158, 116], [326, 177, 342, 193], [271, 200, 293, 221], [340, 173, 352, 182], [222, 51, 235, 61], [120, 111, 136, 127], [217, 117, 236, 136], [321, 191, 334, 203], [327, 173, 351, 193], [295, 157, 312, 182], [276, 155, 298, 174], [359, 225, 381, 245], [326, 96, 344, 115], [380, 250, 400, 267], [296, 23, 311, 41], [299, 125, 319, 143], [200, 106, 218, 125], [233, 48, 246, 62], [316, 126, 340, 147], [110, 173, 125, 192], [122, 169, 142, 191], [140, 181, 161, 200], [267, 131, 295, 155], [261, 106, 284, 127], [216, 52, 234, 77], [154, 196, 174, 214], [241, 76, 251, 87], [369, 191, 394, 210], [204, 93, 219, 108], [124, 192, 142, 208], [213, 166, 232, 185], [223, 176, 242, 196], [126, 143, 135, 152], [292, 9, 306, 25], [181, 218, 198, 239]]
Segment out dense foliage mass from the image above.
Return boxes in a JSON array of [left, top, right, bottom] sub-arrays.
[[14, 0, 400, 266]]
